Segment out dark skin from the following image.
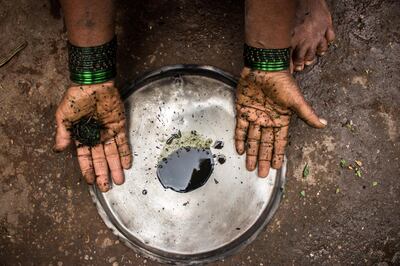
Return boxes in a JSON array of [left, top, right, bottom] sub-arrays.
[[60, 0, 115, 46], [245, 0, 296, 48], [237, 0, 327, 177], [55, 0, 330, 188], [291, 0, 335, 71], [55, 0, 132, 192]]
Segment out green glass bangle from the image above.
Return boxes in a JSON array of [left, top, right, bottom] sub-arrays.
[[244, 44, 290, 71], [70, 69, 116, 85], [68, 37, 117, 85]]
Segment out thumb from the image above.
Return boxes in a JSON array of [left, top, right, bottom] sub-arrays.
[[53, 111, 72, 152], [290, 97, 327, 129]]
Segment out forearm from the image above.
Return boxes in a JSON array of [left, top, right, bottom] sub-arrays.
[[245, 0, 296, 48], [60, 0, 115, 46]]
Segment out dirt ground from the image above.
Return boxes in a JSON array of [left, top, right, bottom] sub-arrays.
[[1, 0, 399, 265]]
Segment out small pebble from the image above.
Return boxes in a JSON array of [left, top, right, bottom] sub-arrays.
[[217, 154, 226, 164], [213, 140, 224, 149]]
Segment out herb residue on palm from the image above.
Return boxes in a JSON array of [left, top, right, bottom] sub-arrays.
[[70, 116, 104, 147]]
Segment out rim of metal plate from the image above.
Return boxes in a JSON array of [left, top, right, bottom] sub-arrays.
[[89, 64, 287, 265]]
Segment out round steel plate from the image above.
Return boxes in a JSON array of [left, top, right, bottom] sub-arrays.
[[89, 65, 286, 264]]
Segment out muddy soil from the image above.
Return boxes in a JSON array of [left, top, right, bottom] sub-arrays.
[[0, 0, 399, 265]]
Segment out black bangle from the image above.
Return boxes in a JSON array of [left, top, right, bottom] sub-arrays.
[[68, 37, 117, 85], [244, 44, 290, 71]]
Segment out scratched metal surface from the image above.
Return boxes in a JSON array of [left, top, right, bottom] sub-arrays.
[[89, 65, 286, 264]]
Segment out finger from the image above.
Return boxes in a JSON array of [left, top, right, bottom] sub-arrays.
[[326, 27, 336, 43], [290, 97, 327, 129], [292, 44, 308, 71], [115, 131, 133, 169], [317, 38, 328, 56], [246, 123, 261, 171], [258, 127, 274, 177], [304, 47, 316, 66], [104, 139, 125, 185], [235, 115, 250, 155], [91, 144, 110, 192], [257, 160, 270, 178], [53, 110, 72, 152], [76, 142, 95, 184], [271, 126, 289, 169]]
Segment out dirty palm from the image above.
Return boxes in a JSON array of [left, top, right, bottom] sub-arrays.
[[54, 0, 333, 191], [235, 68, 327, 177]]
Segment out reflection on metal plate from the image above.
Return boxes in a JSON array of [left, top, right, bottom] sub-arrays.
[[89, 65, 286, 264]]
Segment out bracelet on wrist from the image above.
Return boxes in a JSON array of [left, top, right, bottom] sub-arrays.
[[243, 44, 290, 72], [68, 37, 117, 85]]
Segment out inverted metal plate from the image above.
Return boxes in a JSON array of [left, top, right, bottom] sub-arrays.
[[89, 65, 286, 264]]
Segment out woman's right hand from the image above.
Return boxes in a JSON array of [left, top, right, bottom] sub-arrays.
[[53, 81, 133, 192]]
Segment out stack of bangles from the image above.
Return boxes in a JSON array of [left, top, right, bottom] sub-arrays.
[[67, 39, 290, 84], [243, 43, 290, 72], [68, 37, 117, 85]]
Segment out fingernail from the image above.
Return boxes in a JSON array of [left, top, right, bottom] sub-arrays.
[[319, 118, 328, 126], [236, 144, 245, 155], [123, 156, 133, 169], [304, 60, 314, 66], [295, 66, 303, 71], [100, 186, 110, 193], [258, 171, 268, 178], [114, 180, 125, 186], [52, 145, 61, 153], [85, 174, 95, 185], [246, 161, 257, 171], [320, 52, 326, 56]]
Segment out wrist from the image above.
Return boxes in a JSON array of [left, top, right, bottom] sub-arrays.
[[243, 44, 290, 72], [243, 67, 290, 76], [68, 37, 117, 85], [70, 80, 115, 88]]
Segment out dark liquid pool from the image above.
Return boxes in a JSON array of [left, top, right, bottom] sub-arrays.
[[156, 146, 214, 193]]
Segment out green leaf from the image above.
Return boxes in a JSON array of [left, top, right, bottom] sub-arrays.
[[335, 188, 340, 194], [340, 159, 347, 168], [344, 120, 356, 132], [355, 169, 362, 177], [300, 190, 306, 197], [303, 163, 310, 178], [372, 181, 378, 187]]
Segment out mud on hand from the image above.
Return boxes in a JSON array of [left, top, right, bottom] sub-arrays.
[[53, 81, 133, 192], [234, 68, 327, 177]]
